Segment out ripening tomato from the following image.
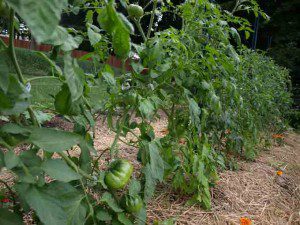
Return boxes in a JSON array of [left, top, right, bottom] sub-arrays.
[[121, 194, 143, 213], [127, 4, 144, 19], [104, 159, 133, 190]]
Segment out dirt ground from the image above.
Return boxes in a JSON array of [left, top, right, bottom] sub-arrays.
[[1, 116, 299, 225]]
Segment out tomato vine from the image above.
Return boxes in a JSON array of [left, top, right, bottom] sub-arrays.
[[0, 0, 291, 224]]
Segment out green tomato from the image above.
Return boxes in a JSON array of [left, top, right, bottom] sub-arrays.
[[104, 159, 133, 190], [121, 194, 143, 213], [127, 4, 144, 19]]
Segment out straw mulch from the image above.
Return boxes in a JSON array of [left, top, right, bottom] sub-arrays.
[[1, 116, 299, 225], [93, 117, 300, 225]]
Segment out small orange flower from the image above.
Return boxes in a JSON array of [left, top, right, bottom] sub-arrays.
[[179, 138, 186, 145], [225, 129, 231, 134], [240, 217, 251, 225], [160, 128, 169, 135], [277, 170, 283, 176], [272, 134, 284, 139]]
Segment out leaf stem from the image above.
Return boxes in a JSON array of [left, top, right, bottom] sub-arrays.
[[147, 0, 157, 39], [59, 152, 94, 180], [26, 76, 60, 83]]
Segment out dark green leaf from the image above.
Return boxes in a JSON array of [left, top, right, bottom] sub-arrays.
[[117, 213, 133, 225], [96, 209, 112, 222], [142, 164, 156, 202], [44, 26, 83, 51], [55, 84, 82, 116], [100, 192, 123, 212], [112, 26, 130, 59], [135, 206, 147, 225], [29, 128, 82, 152], [5, 0, 68, 42], [63, 54, 85, 102], [0, 75, 30, 115], [24, 185, 68, 225], [4, 151, 20, 169], [45, 182, 86, 225], [128, 179, 141, 196], [149, 141, 164, 182], [139, 98, 155, 120], [0, 208, 24, 225], [87, 27, 102, 46], [41, 159, 82, 182]]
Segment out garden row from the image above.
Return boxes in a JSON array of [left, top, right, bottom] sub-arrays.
[[0, 0, 292, 224]]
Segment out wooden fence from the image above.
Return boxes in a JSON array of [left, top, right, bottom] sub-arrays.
[[0, 36, 132, 71]]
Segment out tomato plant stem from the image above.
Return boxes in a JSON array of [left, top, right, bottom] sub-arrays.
[[147, 0, 157, 39], [134, 19, 147, 42], [59, 152, 94, 180], [8, 9, 25, 84], [8, 9, 40, 127]]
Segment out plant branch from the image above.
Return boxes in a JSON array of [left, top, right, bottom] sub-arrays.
[[91, 147, 110, 174], [59, 152, 94, 180], [147, 0, 157, 39], [8, 9, 40, 127], [8, 9, 25, 84], [231, 0, 240, 14], [133, 19, 147, 42]]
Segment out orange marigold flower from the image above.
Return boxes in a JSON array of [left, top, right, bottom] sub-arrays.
[[160, 128, 169, 135], [277, 170, 283, 176], [179, 138, 186, 145], [240, 217, 251, 225], [272, 134, 284, 139]]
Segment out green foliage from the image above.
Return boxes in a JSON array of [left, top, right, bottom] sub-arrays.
[[0, 0, 292, 224]]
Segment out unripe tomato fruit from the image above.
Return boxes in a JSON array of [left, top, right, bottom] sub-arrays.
[[121, 194, 143, 213], [127, 4, 144, 19], [104, 159, 133, 190]]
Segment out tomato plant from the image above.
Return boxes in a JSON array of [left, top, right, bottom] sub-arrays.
[[0, 0, 291, 224]]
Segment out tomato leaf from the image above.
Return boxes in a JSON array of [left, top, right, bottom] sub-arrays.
[[96, 209, 112, 221], [100, 192, 123, 212], [149, 141, 164, 182], [4, 151, 21, 169], [5, 0, 68, 43], [28, 128, 82, 152], [41, 159, 82, 182], [117, 213, 133, 225], [0, 208, 23, 225], [128, 179, 141, 196]]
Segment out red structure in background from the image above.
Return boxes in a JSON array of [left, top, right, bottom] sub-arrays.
[[0, 36, 133, 71]]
